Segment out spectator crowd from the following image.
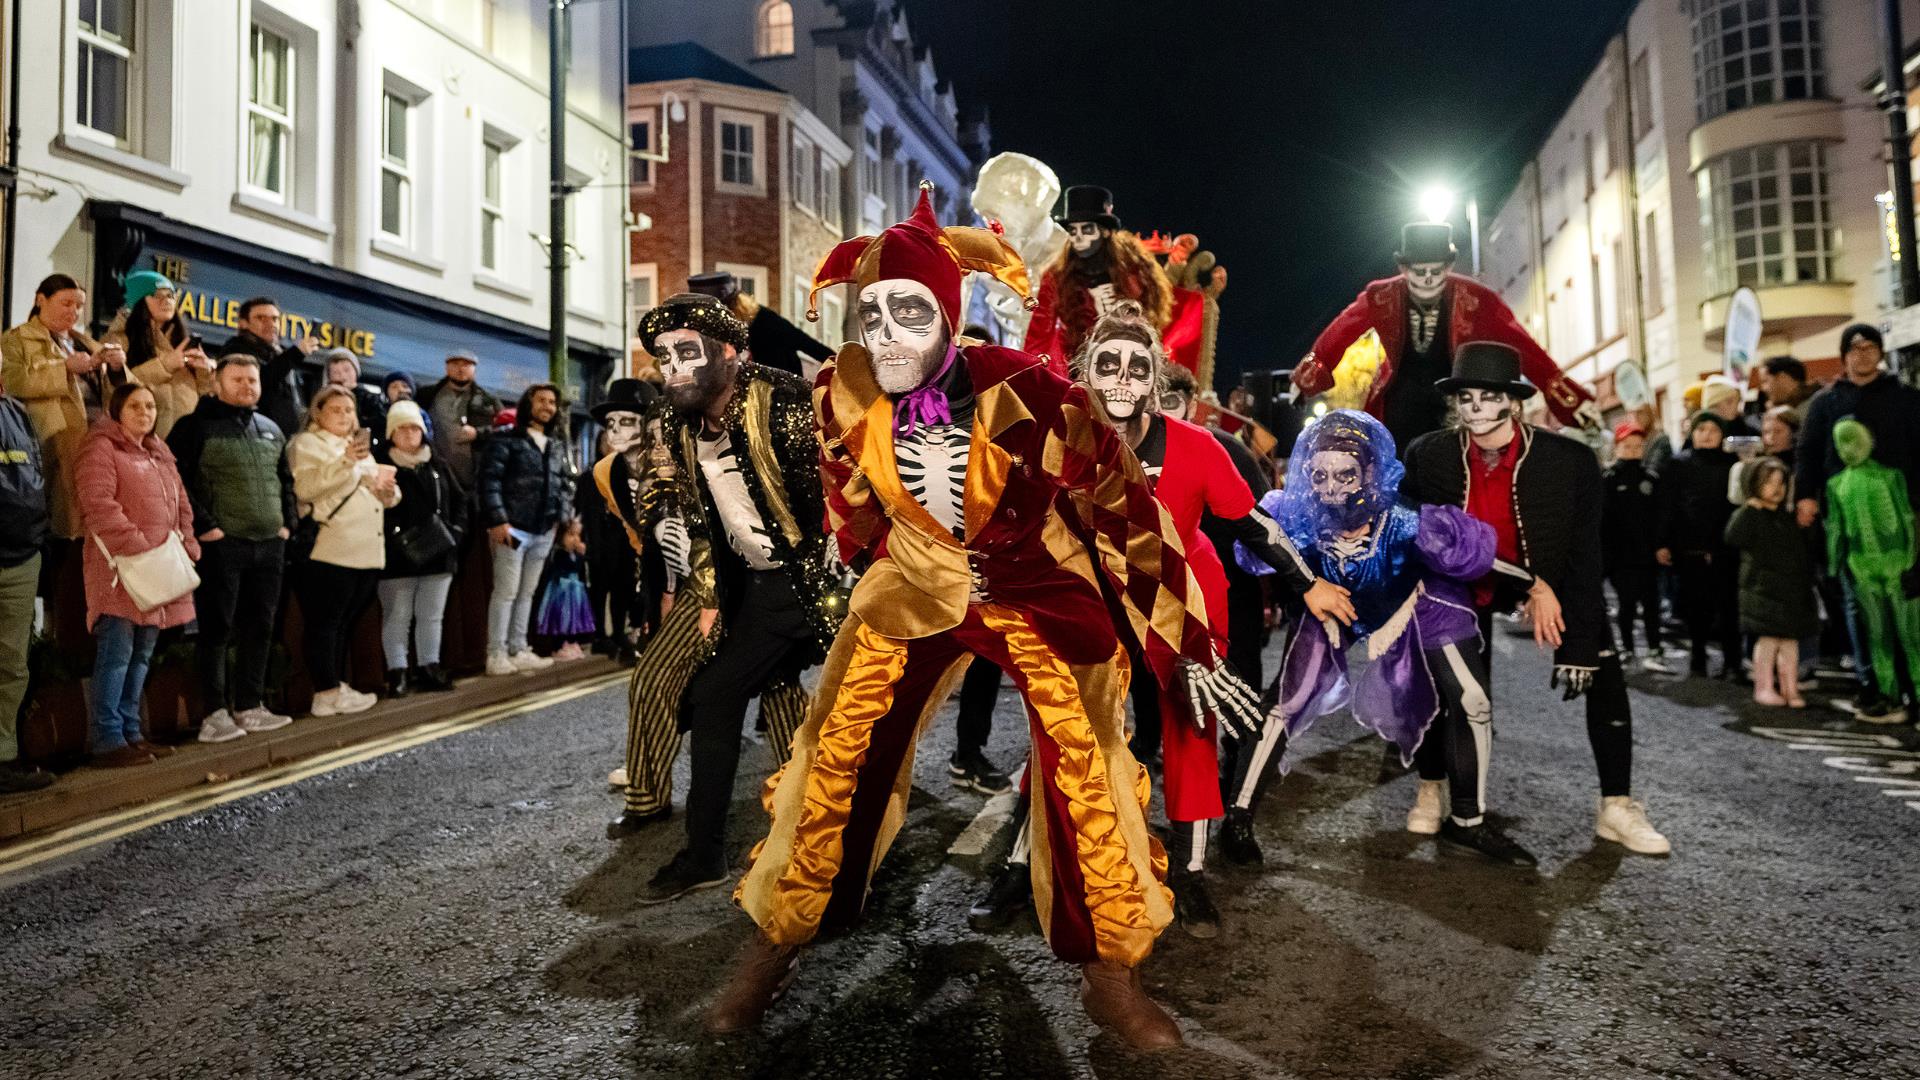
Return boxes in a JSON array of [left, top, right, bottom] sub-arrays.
[[0, 272, 621, 792]]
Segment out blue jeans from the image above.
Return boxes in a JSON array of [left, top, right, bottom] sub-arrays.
[[487, 528, 555, 656], [1841, 568, 1876, 690], [92, 615, 159, 753], [378, 573, 454, 668]]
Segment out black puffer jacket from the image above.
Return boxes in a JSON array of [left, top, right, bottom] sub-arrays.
[[1404, 424, 1611, 669], [478, 427, 572, 534], [1659, 448, 1737, 557], [380, 451, 466, 577], [0, 397, 48, 568]]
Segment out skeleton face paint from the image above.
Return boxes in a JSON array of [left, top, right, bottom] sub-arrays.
[[857, 278, 950, 395], [602, 410, 645, 456], [1402, 261, 1451, 302], [1453, 388, 1515, 437], [1066, 221, 1107, 258], [1087, 338, 1156, 421], [656, 328, 733, 413], [1308, 449, 1374, 531]]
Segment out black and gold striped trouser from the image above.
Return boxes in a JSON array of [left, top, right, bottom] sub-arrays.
[[621, 597, 809, 814]]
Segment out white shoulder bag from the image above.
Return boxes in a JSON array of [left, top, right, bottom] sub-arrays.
[[92, 461, 200, 612]]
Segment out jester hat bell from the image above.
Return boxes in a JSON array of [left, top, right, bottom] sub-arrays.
[[808, 180, 1034, 330]]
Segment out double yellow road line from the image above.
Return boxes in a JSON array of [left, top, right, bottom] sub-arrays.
[[0, 672, 627, 879]]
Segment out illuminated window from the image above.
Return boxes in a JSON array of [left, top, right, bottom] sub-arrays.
[[756, 1, 794, 58], [1699, 141, 1836, 292], [1690, 0, 1825, 123]]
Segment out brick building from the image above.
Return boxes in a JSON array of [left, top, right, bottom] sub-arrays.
[[626, 43, 852, 377]]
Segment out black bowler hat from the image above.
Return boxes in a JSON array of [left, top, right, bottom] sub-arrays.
[[591, 377, 659, 423], [1396, 222, 1457, 265], [1055, 185, 1122, 231], [1434, 341, 1537, 400]]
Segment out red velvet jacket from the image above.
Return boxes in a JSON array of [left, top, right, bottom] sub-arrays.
[[1148, 416, 1254, 651], [1292, 274, 1592, 426], [816, 343, 1215, 682]]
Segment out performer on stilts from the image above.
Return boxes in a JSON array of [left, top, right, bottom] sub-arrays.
[[606, 296, 841, 905], [1234, 409, 1534, 865], [1403, 343, 1670, 856], [713, 184, 1278, 1049]]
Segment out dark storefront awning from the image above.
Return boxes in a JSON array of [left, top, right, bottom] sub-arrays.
[[87, 201, 616, 398]]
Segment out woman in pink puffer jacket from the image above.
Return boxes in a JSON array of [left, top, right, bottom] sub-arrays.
[[75, 384, 201, 767]]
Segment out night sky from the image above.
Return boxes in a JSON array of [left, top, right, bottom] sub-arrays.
[[903, 0, 1637, 388]]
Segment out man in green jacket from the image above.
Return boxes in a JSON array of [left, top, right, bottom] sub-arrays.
[[166, 355, 298, 743]]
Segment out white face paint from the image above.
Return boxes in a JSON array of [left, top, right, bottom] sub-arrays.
[[602, 410, 645, 455], [1453, 388, 1515, 436], [1087, 338, 1156, 421], [857, 278, 949, 395], [1066, 221, 1107, 257], [655, 329, 710, 387], [1308, 450, 1365, 507], [1402, 261, 1451, 302]]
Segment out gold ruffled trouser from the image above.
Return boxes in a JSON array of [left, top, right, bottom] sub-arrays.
[[734, 603, 1173, 966]]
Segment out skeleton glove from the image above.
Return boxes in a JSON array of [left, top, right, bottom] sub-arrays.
[[1550, 665, 1594, 701], [654, 516, 693, 581], [1176, 656, 1264, 741]]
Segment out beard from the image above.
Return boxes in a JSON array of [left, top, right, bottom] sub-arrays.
[[664, 358, 732, 414], [873, 341, 946, 396]]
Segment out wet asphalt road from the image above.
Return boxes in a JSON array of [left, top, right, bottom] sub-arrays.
[[1, 627, 1917, 1080]]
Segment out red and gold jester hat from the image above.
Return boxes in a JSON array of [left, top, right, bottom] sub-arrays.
[[808, 180, 1035, 330]]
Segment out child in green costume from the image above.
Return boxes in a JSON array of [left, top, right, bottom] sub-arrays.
[[1825, 419, 1920, 713]]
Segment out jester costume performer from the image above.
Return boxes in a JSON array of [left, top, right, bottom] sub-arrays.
[[609, 295, 838, 904], [713, 186, 1263, 1050], [1292, 222, 1596, 450], [1235, 410, 1533, 864], [1404, 343, 1670, 858], [1825, 420, 1920, 707]]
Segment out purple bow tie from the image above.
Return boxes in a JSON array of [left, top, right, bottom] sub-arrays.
[[894, 345, 959, 439]]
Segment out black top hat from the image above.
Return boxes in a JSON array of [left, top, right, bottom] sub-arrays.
[[1434, 341, 1536, 400], [1396, 222, 1457, 265], [592, 377, 658, 423], [1056, 185, 1122, 231], [686, 271, 739, 302]]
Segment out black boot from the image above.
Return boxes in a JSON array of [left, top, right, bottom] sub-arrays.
[[967, 861, 1033, 932], [385, 668, 411, 698], [607, 804, 672, 839], [1168, 869, 1221, 939], [1438, 820, 1538, 867], [416, 664, 455, 692], [1219, 808, 1263, 866]]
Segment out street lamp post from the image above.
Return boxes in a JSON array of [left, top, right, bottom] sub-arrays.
[[548, 0, 571, 393]]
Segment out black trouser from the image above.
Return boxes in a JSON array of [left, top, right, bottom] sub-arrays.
[[194, 536, 286, 714], [297, 562, 379, 693], [954, 656, 1000, 760], [1678, 549, 1741, 672], [1414, 640, 1494, 824], [1609, 564, 1663, 654], [1415, 604, 1633, 799], [683, 570, 815, 870], [588, 554, 635, 645], [1223, 567, 1267, 690]]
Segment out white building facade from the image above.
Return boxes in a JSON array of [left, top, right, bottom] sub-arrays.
[[1482, 0, 1919, 434], [7, 0, 628, 398]]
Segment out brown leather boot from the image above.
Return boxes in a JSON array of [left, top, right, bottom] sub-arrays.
[[705, 932, 800, 1034], [1080, 960, 1183, 1049]]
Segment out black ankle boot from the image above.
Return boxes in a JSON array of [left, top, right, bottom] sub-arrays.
[[386, 668, 411, 697], [1220, 809, 1263, 866], [416, 664, 455, 692]]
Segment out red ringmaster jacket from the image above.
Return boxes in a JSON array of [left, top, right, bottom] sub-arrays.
[[816, 342, 1216, 683], [1291, 274, 1592, 426]]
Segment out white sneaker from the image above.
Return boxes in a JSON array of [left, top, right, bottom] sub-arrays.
[[1640, 651, 1675, 674], [197, 709, 246, 744], [486, 653, 520, 677], [607, 767, 628, 788], [337, 688, 377, 714], [234, 707, 293, 733], [1406, 779, 1446, 835], [310, 688, 375, 717], [511, 650, 553, 672], [1595, 796, 1671, 855]]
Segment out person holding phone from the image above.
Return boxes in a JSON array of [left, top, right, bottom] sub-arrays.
[[288, 385, 400, 716], [219, 296, 321, 439], [102, 270, 213, 439]]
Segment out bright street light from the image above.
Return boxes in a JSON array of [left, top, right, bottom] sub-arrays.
[[1418, 185, 1455, 224]]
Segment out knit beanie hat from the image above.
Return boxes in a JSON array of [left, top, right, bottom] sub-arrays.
[[317, 347, 359, 376], [122, 270, 172, 309], [1688, 411, 1735, 442], [1839, 322, 1884, 356], [1682, 382, 1705, 413], [1700, 376, 1743, 414], [1833, 418, 1874, 467], [384, 369, 417, 396], [386, 399, 426, 439]]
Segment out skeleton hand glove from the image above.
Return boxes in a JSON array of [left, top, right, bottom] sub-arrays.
[[654, 517, 693, 580], [1550, 665, 1594, 701], [1176, 656, 1264, 741]]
